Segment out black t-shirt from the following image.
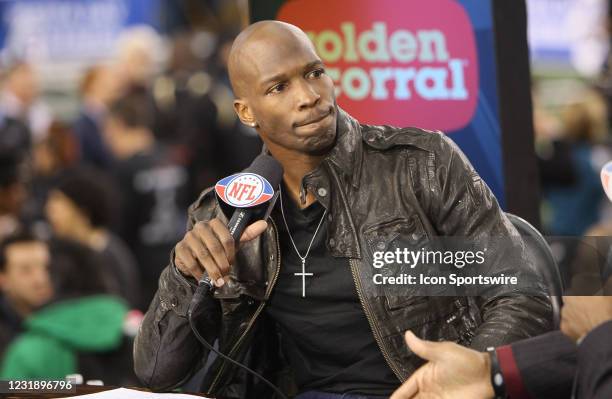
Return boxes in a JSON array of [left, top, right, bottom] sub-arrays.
[[266, 190, 399, 396], [112, 144, 190, 309]]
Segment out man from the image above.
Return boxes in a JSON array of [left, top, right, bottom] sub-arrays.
[[104, 88, 190, 310], [390, 295, 612, 399], [45, 168, 141, 309], [0, 61, 52, 143], [73, 65, 122, 169], [0, 231, 54, 358], [134, 21, 552, 398]]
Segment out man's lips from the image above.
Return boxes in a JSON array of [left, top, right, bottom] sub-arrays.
[[295, 109, 332, 127]]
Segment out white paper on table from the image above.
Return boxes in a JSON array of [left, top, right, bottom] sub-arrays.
[[55, 387, 210, 398]]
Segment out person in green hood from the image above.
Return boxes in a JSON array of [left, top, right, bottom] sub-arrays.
[[0, 238, 130, 381]]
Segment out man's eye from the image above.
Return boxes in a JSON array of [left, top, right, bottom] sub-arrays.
[[268, 83, 287, 94], [307, 68, 325, 79]]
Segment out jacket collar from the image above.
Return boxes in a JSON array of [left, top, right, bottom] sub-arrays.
[[259, 106, 364, 189], [325, 106, 363, 189]]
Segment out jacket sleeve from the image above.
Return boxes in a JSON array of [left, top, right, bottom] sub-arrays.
[[499, 331, 576, 399], [428, 133, 553, 348], [133, 193, 221, 390], [575, 320, 612, 399]]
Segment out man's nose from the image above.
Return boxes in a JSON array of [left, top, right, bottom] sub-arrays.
[[296, 80, 320, 110], [32, 268, 51, 287]]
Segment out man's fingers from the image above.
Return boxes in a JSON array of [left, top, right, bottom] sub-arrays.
[[185, 231, 224, 285], [405, 331, 442, 362], [240, 220, 268, 242], [175, 242, 204, 281], [210, 218, 236, 264], [194, 222, 231, 278], [390, 371, 420, 399]]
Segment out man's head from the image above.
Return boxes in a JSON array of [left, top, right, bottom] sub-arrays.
[[45, 168, 117, 239], [2, 62, 39, 107], [228, 21, 337, 157], [80, 65, 122, 108], [104, 88, 154, 158], [0, 232, 53, 316]]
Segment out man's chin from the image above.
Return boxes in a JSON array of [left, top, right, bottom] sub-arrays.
[[302, 127, 337, 156]]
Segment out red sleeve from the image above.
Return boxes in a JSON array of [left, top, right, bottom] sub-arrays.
[[497, 345, 533, 399]]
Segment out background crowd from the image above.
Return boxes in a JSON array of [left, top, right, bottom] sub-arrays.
[[0, 0, 611, 392]]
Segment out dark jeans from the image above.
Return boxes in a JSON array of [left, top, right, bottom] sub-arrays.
[[295, 392, 388, 399]]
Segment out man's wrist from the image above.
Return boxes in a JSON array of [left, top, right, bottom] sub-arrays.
[[479, 351, 495, 399], [486, 347, 507, 399]]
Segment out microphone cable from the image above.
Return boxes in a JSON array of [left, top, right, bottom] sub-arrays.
[[188, 279, 289, 399]]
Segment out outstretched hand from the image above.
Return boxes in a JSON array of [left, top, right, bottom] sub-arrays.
[[390, 331, 494, 399]]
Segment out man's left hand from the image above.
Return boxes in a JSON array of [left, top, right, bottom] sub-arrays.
[[561, 296, 612, 342]]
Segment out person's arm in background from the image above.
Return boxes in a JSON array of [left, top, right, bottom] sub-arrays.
[[391, 295, 612, 399], [133, 190, 267, 390], [575, 320, 612, 399], [561, 296, 612, 399], [390, 330, 576, 399], [497, 331, 576, 399], [430, 134, 553, 348]]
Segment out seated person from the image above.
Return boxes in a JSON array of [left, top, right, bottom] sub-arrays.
[[134, 21, 553, 398], [0, 237, 138, 386], [0, 231, 53, 358]]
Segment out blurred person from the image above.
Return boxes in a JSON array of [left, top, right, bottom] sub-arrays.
[[115, 25, 165, 90], [0, 119, 29, 239], [206, 32, 263, 179], [543, 89, 608, 236], [0, 61, 52, 143], [0, 238, 137, 385], [24, 121, 80, 228], [73, 65, 122, 169], [45, 168, 141, 309], [390, 295, 612, 399], [0, 231, 53, 358], [104, 88, 189, 310], [152, 32, 221, 195], [0, 156, 26, 240]]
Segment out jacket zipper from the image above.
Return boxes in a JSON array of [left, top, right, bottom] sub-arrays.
[[349, 258, 403, 381], [207, 218, 282, 393]]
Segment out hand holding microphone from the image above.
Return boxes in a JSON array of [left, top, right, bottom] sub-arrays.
[[175, 218, 267, 287], [175, 154, 283, 288]]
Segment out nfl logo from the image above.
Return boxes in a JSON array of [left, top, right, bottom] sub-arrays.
[[215, 173, 274, 208], [601, 161, 612, 202]]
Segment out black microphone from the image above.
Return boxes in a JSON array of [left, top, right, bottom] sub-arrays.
[[196, 154, 283, 290], [221, 154, 284, 242]]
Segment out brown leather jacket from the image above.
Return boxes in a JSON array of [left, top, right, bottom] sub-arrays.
[[133, 108, 553, 397]]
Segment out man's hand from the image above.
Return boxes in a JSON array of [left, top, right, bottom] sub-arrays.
[[174, 218, 268, 287], [561, 296, 612, 342], [390, 331, 494, 399]]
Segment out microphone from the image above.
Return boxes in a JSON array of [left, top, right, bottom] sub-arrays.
[[196, 154, 283, 290], [216, 154, 284, 241], [187, 155, 289, 399]]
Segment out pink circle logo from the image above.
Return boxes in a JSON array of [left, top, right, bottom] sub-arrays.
[[277, 0, 479, 132]]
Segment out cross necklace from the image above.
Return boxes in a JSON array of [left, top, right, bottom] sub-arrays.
[[279, 185, 327, 298]]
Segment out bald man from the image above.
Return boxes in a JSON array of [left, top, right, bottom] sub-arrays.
[[134, 21, 553, 398]]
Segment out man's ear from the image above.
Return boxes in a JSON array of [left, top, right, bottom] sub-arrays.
[[233, 100, 257, 127]]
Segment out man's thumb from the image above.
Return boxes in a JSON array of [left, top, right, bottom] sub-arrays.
[[240, 220, 268, 242], [405, 330, 442, 362]]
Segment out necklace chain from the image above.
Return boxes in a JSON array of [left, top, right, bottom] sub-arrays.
[[279, 185, 327, 262]]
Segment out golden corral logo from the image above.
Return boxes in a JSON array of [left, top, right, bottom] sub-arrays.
[[278, 0, 479, 131]]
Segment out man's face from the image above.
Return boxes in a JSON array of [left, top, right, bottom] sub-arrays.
[[7, 64, 39, 107], [0, 241, 53, 312], [45, 190, 88, 238], [238, 31, 338, 155]]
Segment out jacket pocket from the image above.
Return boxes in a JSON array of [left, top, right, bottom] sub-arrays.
[[363, 216, 438, 310]]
